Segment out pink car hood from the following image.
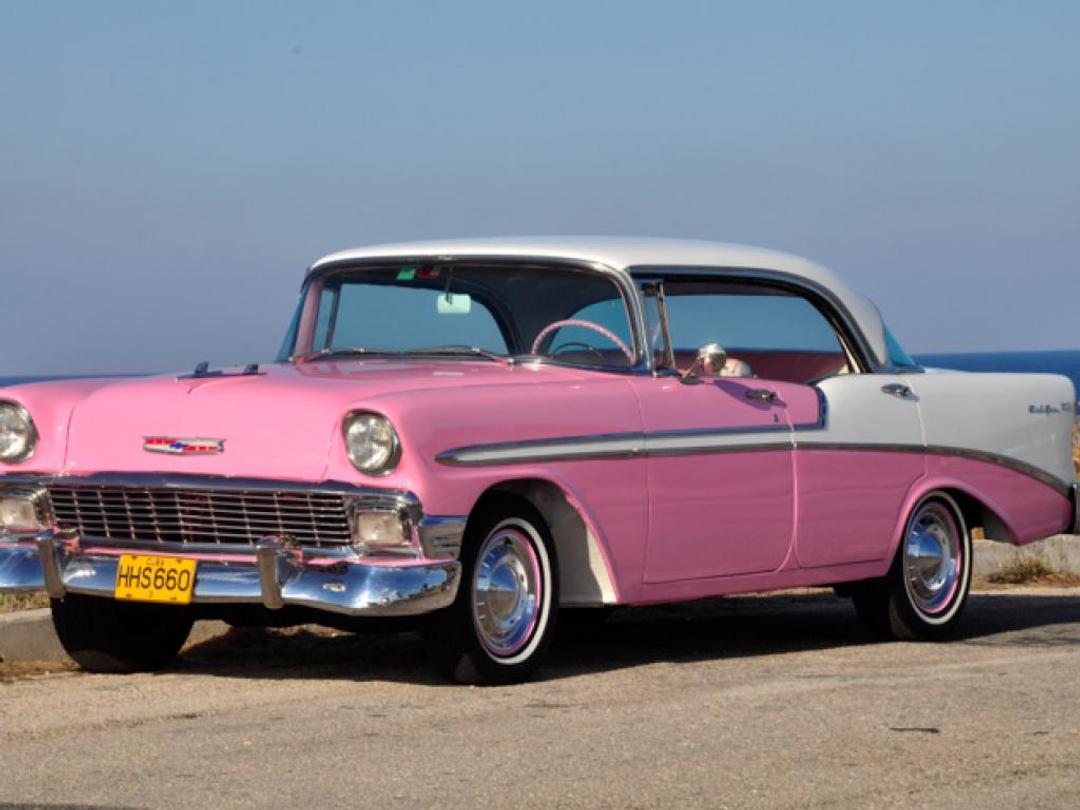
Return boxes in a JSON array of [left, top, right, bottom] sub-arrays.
[[35, 360, 567, 481]]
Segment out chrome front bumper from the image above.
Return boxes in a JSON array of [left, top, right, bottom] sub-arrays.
[[0, 531, 461, 617]]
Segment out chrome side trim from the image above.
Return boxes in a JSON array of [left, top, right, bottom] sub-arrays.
[[794, 441, 1074, 497], [436, 430, 1073, 496], [438, 432, 645, 466], [436, 425, 794, 467], [1070, 482, 1079, 535]]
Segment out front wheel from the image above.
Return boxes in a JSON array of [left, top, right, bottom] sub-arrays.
[[422, 494, 559, 685], [51, 593, 194, 673], [851, 492, 972, 641]]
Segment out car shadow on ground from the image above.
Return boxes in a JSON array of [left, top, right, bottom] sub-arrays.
[[172, 590, 1080, 685]]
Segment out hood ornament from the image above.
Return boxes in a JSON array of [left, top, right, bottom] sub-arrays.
[[144, 437, 225, 455]]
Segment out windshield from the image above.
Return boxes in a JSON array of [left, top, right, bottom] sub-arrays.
[[281, 262, 637, 370]]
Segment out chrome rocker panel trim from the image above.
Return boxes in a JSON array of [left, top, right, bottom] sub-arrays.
[[0, 532, 461, 617]]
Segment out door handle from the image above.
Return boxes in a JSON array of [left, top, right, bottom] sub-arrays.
[[881, 383, 912, 399], [745, 388, 778, 402]]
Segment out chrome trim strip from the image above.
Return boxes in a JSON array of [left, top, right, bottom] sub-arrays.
[[436, 430, 1072, 496], [1071, 482, 1080, 535], [438, 432, 645, 466], [436, 425, 794, 467], [792, 440, 1073, 497]]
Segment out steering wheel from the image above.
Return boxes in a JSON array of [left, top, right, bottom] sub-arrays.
[[530, 319, 635, 364], [550, 341, 608, 364]]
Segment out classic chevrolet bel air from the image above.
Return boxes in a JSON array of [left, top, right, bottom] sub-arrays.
[[1, 238, 1077, 683]]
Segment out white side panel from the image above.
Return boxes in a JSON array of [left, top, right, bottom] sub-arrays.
[[907, 372, 1075, 486], [801, 375, 924, 446]]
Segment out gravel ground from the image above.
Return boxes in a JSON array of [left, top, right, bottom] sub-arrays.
[[1, 588, 1079, 809]]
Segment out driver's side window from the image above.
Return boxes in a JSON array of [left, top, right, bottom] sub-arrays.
[[662, 281, 851, 384]]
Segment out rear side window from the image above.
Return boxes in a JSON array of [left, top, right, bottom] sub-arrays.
[[665, 294, 842, 353]]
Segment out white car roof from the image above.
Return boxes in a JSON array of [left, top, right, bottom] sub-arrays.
[[311, 237, 889, 366]]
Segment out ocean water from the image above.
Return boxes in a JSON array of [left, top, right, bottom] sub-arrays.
[[915, 350, 1080, 400]]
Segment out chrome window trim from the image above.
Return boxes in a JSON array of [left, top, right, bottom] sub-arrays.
[[636, 279, 675, 373], [289, 255, 652, 375], [627, 265, 887, 374]]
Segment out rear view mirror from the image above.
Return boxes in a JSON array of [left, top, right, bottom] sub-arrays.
[[436, 293, 472, 314]]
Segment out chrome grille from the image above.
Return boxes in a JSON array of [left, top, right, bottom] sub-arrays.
[[46, 485, 354, 548]]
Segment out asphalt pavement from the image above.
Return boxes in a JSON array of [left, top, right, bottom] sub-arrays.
[[2, 588, 1080, 809]]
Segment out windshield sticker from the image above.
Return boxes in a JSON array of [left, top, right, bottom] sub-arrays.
[[396, 265, 417, 281]]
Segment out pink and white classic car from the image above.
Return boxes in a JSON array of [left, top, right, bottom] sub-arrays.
[[1, 238, 1077, 683]]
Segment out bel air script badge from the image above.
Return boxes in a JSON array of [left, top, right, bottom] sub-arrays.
[[143, 437, 225, 455]]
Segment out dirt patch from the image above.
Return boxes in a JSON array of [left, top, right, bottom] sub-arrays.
[[980, 556, 1080, 588], [0, 659, 77, 684], [0, 593, 49, 614]]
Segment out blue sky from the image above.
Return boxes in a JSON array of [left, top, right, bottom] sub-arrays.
[[1, 1, 1077, 374]]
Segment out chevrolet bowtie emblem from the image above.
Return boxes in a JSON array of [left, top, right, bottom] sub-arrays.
[[143, 437, 225, 455]]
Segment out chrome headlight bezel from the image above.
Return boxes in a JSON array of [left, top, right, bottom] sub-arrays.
[[0, 486, 53, 534], [342, 411, 401, 476], [0, 401, 38, 464]]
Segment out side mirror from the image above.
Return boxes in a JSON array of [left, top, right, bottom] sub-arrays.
[[680, 343, 727, 385]]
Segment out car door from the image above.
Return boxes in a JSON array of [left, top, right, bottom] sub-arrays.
[[631, 277, 850, 583], [630, 371, 808, 582]]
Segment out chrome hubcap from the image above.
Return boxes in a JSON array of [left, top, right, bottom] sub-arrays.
[[904, 502, 962, 615], [472, 525, 543, 658]]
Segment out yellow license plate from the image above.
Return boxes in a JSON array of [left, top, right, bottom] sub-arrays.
[[114, 554, 197, 604]]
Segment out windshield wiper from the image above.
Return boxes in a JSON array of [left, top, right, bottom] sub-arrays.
[[294, 347, 404, 364], [406, 346, 513, 365]]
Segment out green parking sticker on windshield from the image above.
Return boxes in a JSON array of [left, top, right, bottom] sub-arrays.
[[396, 265, 417, 281]]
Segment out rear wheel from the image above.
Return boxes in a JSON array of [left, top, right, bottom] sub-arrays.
[[852, 492, 972, 640], [422, 494, 559, 685], [51, 593, 194, 673]]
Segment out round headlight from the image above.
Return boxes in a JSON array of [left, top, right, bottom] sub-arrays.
[[343, 412, 400, 475], [0, 401, 37, 463]]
